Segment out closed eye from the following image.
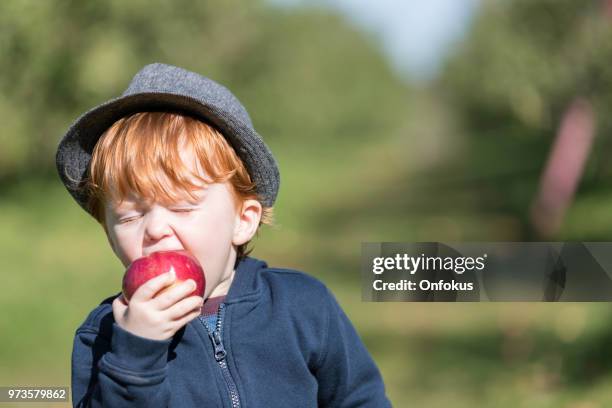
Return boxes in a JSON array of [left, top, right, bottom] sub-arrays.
[[118, 214, 142, 224], [171, 208, 197, 213]]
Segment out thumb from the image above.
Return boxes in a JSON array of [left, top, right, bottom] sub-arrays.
[[112, 294, 128, 317]]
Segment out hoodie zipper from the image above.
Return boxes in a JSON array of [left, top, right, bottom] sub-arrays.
[[199, 303, 242, 408]]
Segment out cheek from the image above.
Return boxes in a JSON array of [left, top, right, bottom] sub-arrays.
[[108, 225, 142, 266], [181, 207, 236, 268], [183, 209, 235, 246]]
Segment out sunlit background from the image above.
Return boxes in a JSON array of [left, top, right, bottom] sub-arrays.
[[2, 0, 612, 406]]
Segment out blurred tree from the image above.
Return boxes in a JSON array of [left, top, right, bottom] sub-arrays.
[[439, 0, 612, 239], [0, 0, 407, 183]]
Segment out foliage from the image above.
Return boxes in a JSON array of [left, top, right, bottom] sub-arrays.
[[0, 0, 406, 179], [439, 0, 612, 240], [4, 0, 612, 406]]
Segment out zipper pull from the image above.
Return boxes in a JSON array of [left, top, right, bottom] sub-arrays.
[[212, 330, 227, 361]]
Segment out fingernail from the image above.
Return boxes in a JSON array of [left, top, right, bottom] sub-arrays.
[[168, 267, 176, 279]]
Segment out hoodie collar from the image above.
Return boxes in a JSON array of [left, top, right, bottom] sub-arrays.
[[224, 256, 268, 304]]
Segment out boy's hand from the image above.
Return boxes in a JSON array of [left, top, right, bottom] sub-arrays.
[[112, 270, 205, 341]]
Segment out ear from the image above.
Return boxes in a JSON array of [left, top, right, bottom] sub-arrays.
[[232, 199, 263, 246]]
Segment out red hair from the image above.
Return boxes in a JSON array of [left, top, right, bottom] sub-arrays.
[[85, 111, 273, 260]]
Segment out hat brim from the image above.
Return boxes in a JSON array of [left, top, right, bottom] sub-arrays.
[[56, 92, 280, 211]]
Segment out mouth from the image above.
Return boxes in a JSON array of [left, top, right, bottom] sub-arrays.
[[142, 247, 184, 257]]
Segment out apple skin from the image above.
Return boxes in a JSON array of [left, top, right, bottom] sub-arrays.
[[122, 250, 206, 302]]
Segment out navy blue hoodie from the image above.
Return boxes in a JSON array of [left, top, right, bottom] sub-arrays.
[[71, 256, 392, 407]]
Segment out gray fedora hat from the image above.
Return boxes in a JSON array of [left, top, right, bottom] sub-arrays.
[[56, 62, 280, 214]]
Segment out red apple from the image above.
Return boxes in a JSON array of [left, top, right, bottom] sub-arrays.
[[122, 250, 206, 302]]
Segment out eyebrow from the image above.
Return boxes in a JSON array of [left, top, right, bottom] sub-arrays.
[[108, 196, 143, 211], [109, 204, 139, 215], [109, 189, 208, 211]]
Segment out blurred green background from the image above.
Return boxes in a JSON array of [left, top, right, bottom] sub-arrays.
[[3, 0, 612, 406]]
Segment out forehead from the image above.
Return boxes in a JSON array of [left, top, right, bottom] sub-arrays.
[[177, 141, 207, 174], [106, 188, 207, 210], [106, 143, 212, 208], [87, 111, 251, 224]]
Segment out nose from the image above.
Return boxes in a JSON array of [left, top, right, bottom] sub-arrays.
[[143, 207, 173, 246]]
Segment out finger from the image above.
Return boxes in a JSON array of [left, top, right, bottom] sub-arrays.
[[130, 269, 176, 303], [166, 295, 204, 320], [153, 279, 198, 310], [112, 295, 128, 317], [115, 293, 128, 305], [172, 307, 203, 330]]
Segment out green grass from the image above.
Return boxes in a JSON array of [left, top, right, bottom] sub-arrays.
[[4, 172, 612, 407]]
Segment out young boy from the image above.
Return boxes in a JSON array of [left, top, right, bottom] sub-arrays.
[[57, 63, 391, 407]]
